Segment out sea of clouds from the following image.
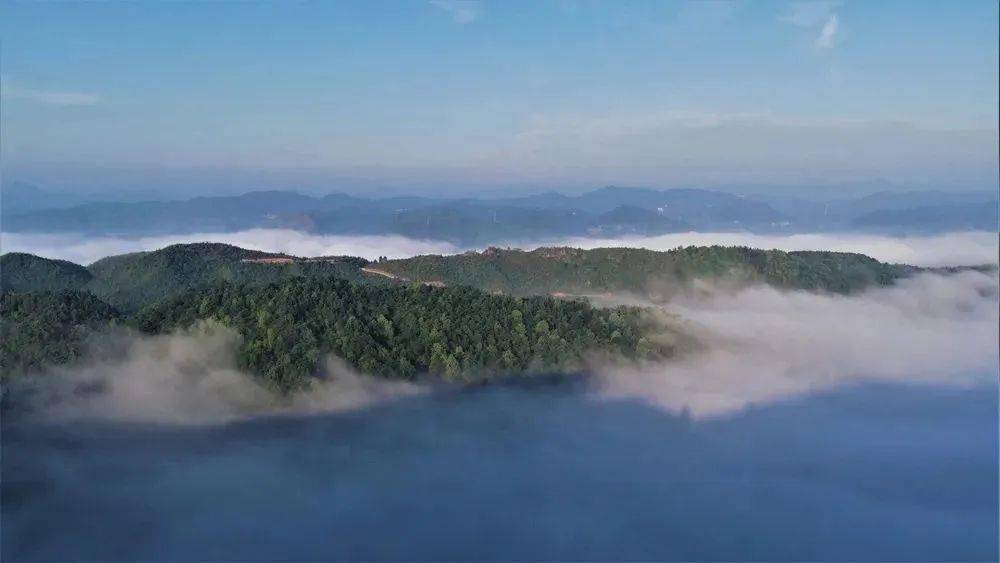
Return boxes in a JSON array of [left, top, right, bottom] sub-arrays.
[[11, 268, 996, 425], [3, 233, 998, 560], [596, 269, 999, 417], [2, 226, 996, 425], [4, 269, 997, 560], [2, 229, 997, 267]]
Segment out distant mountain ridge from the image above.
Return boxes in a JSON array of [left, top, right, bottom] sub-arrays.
[[4, 185, 994, 241]]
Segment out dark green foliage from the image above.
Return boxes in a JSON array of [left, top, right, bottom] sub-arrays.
[[1, 243, 919, 316], [87, 243, 380, 312], [1, 253, 94, 292], [0, 291, 122, 379], [379, 246, 917, 296], [133, 278, 670, 392], [0, 244, 381, 313], [0, 242, 933, 390]]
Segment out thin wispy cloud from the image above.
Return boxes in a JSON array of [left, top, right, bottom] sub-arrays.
[[815, 13, 839, 48], [1, 77, 101, 107], [780, 1, 843, 49], [429, 0, 482, 24]]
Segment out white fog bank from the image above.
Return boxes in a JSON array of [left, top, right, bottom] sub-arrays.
[[18, 321, 424, 425], [13, 271, 997, 424], [5, 272, 996, 562], [598, 270, 999, 418], [2, 229, 997, 267], [0, 230, 462, 265]]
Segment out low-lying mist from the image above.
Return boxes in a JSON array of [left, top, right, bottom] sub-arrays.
[[8, 270, 997, 424], [3, 228, 997, 267], [3, 270, 997, 560], [5, 321, 425, 425], [598, 269, 999, 417]]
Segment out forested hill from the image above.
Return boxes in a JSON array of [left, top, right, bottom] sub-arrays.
[[133, 278, 673, 392], [2, 244, 676, 388], [87, 243, 378, 311], [2, 243, 932, 315], [2, 243, 382, 312], [377, 246, 920, 297], [0, 253, 95, 292], [1, 291, 123, 378], [1, 279, 674, 392], [0, 242, 984, 390]]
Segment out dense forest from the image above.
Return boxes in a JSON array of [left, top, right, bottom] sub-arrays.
[[0, 291, 122, 378], [0, 278, 670, 391], [0, 241, 958, 389], [88, 243, 379, 311], [2, 243, 382, 312], [134, 278, 671, 392], [1, 242, 927, 314], [378, 246, 920, 296], [0, 253, 95, 292]]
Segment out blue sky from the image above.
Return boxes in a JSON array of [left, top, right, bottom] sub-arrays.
[[2, 0, 997, 196]]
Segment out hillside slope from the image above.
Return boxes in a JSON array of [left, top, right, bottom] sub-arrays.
[[1, 241, 985, 389], [1, 290, 123, 379], [134, 278, 672, 392], [2, 242, 933, 313], [0, 276, 673, 390], [3, 244, 383, 312], [1, 253, 94, 292], [378, 246, 918, 297]]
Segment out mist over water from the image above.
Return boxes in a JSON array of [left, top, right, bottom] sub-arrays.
[[598, 270, 999, 417], [3, 382, 997, 561], [2, 261, 998, 560], [6, 322, 425, 425]]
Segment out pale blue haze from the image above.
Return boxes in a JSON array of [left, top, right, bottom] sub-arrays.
[[2, 0, 997, 195]]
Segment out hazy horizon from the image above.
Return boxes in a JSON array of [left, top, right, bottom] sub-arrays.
[[3, 1, 998, 199], [6, 176, 1000, 203]]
